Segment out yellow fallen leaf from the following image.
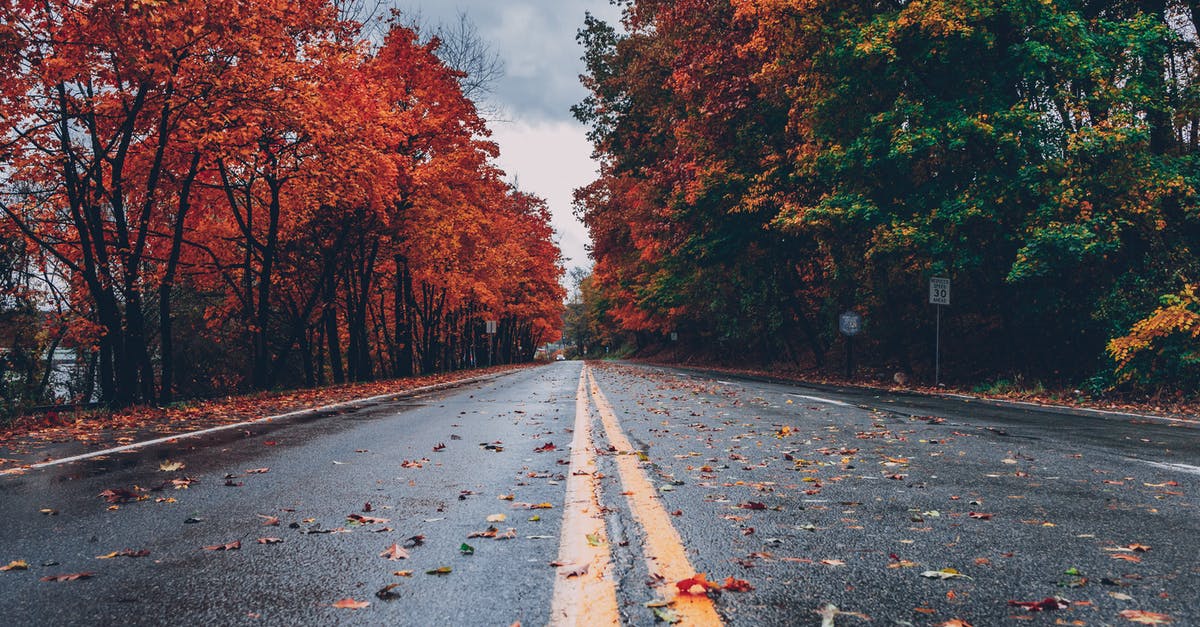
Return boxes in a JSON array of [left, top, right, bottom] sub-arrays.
[[159, 461, 184, 472], [487, 513, 507, 523], [1, 560, 28, 571]]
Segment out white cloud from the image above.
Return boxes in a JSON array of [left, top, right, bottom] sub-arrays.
[[489, 119, 597, 271]]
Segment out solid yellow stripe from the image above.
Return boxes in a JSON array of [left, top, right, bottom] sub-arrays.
[[548, 366, 620, 626], [586, 365, 723, 626]]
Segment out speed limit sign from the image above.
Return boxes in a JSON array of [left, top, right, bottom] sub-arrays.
[[929, 277, 950, 306]]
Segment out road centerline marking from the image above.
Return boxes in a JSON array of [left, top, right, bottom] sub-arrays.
[[549, 366, 620, 626], [586, 365, 723, 626]]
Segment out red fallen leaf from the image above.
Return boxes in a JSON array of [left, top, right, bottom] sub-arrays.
[[331, 598, 369, 610], [1008, 597, 1069, 611], [263, 441, 278, 446], [203, 540, 241, 551], [722, 577, 754, 592], [40, 572, 94, 582], [968, 512, 994, 520], [1118, 609, 1173, 624], [1128, 543, 1151, 552], [347, 513, 390, 525], [534, 442, 557, 453], [257, 514, 280, 526], [738, 502, 767, 510], [257, 537, 283, 544], [1113, 554, 1142, 563], [676, 573, 720, 595], [380, 543, 410, 560]]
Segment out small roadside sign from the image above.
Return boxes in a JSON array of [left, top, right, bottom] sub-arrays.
[[929, 277, 950, 306], [839, 311, 862, 336]]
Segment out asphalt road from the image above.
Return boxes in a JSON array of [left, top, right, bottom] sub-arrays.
[[1, 361, 1196, 626]]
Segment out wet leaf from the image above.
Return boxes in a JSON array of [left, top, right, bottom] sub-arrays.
[[722, 577, 754, 592], [675, 573, 719, 595], [921, 568, 970, 580], [40, 572, 94, 582], [376, 583, 402, 600], [1118, 609, 1172, 624], [203, 540, 241, 551], [346, 513, 389, 525], [651, 606, 681, 623], [534, 442, 557, 452], [331, 598, 369, 610], [1008, 597, 1070, 611], [96, 549, 149, 559], [380, 544, 409, 560]]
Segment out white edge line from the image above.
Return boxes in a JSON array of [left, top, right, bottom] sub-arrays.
[[1133, 459, 1200, 477], [1, 372, 504, 476], [787, 394, 853, 408]]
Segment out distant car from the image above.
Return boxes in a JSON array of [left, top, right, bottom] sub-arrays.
[[555, 354, 566, 361]]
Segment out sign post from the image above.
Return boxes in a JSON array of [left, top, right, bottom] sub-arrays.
[[485, 319, 498, 367], [928, 278, 950, 386], [838, 311, 862, 380]]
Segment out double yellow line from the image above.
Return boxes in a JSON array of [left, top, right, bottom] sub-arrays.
[[549, 364, 722, 626]]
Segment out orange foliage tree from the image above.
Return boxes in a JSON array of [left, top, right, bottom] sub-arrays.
[[0, 3, 563, 408]]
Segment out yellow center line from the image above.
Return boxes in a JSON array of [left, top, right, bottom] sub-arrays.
[[586, 365, 724, 626], [549, 366, 620, 626]]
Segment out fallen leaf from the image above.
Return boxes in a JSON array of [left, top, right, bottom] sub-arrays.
[[558, 562, 588, 577], [95, 549, 149, 559], [1112, 554, 1142, 563], [651, 606, 681, 623], [203, 541, 241, 551], [393, 570, 413, 577], [676, 573, 720, 595], [346, 513, 389, 525], [922, 568, 971, 580], [1118, 609, 1172, 624], [159, 461, 184, 472], [487, 513, 507, 523], [376, 583, 402, 600], [1, 560, 29, 571], [331, 598, 369, 610], [460, 543, 475, 555], [722, 577, 754, 592], [534, 442, 557, 452], [968, 512, 993, 520], [40, 572, 94, 582], [257, 538, 283, 544], [939, 620, 974, 627], [1009, 597, 1070, 611], [426, 566, 452, 575], [257, 514, 280, 526], [380, 544, 409, 560], [738, 502, 767, 510]]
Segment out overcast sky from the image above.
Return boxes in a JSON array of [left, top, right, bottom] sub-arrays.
[[391, 0, 624, 274]]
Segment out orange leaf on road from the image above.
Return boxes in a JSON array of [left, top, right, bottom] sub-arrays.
[[331, 598, 369, 610]]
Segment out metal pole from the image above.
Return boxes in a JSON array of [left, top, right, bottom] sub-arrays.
[[935, 304, 941, 386]]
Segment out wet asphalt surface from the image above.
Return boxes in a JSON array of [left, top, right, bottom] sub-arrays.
[[1, 361, 1198, 626]]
